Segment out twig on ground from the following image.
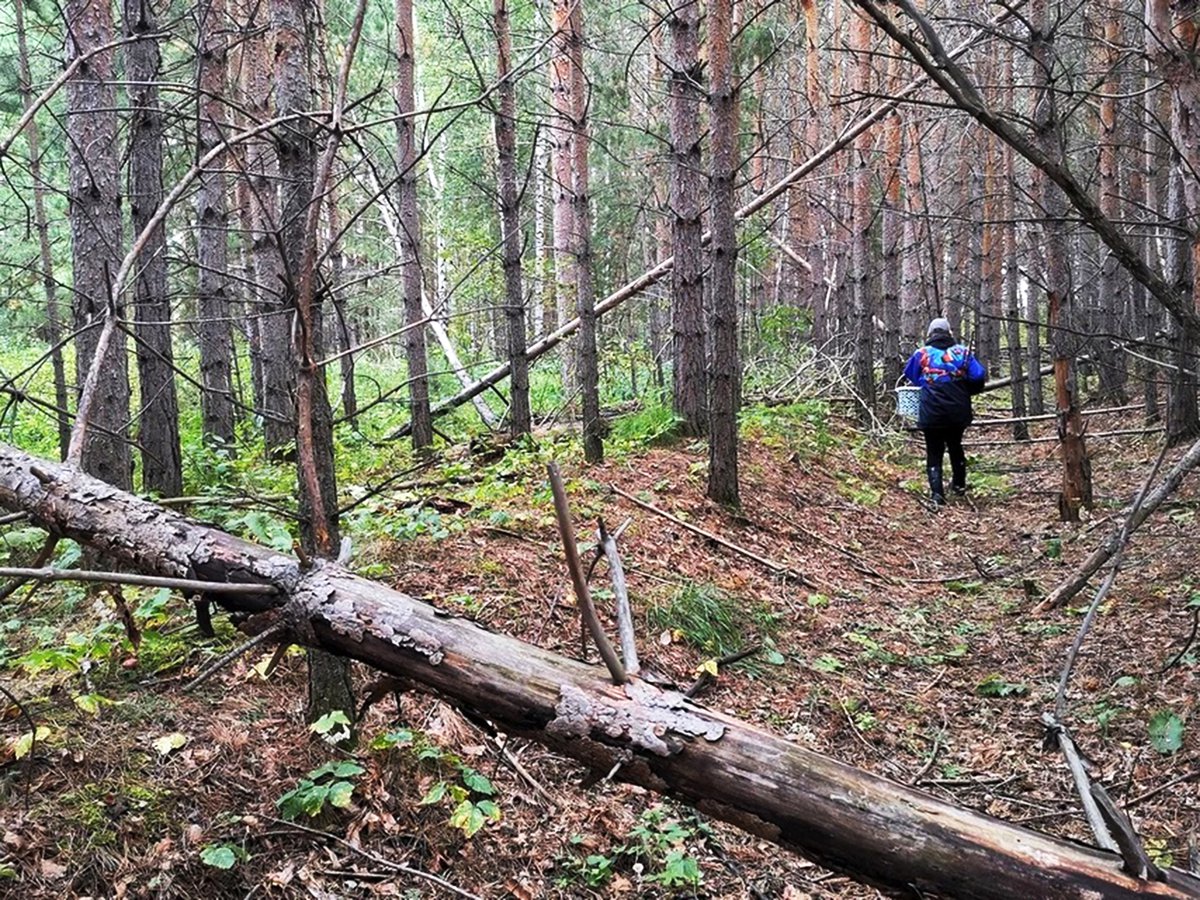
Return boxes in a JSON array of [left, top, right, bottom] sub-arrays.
[[612, 484, 818, 589], [1155, 606, 1200, 674], [1127, 769, 1200, 810], [184, 624, 287, 692], [262, 815, 482, 900], [684, 645, 762, 699]]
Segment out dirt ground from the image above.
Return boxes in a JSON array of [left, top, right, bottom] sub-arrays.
[[0, 404, 1196, 898]]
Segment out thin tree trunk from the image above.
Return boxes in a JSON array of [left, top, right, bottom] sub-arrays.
[[1096, 7, 1127, 405], [396, 0, 433, 451], [243, 8, 293, 455], [494, 0, 530, 437], [1031, 0, 1091, 521], [15, 0, 71, 461], [272, 0, 354, 722], [124, 0, 183, 495], [569, 2, 602, 463], [850, 11, 876, 422], [707, 0, 740, 506], [667, 0, 707, 436], [196, 0, 237, 448], [65, 0, 132, 490], [549, 0, 577, 400]]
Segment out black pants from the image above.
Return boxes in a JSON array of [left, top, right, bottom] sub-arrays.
[[924, 426, 967, 488]]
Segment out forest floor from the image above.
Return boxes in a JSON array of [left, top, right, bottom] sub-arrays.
[[0, 397, 1197, 898]]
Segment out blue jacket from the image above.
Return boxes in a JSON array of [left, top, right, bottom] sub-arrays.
[[903, 334, 987, 429]]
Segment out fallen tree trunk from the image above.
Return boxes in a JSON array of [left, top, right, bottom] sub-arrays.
[[0, 443, 1197, 899]]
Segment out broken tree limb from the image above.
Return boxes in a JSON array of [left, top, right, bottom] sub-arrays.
[[547, 463, 626, 684], [1037, 433, 1200, 611], [2, 444, 1200, 898], [599, 518, 639, 676], [610, 484, 818, 589]]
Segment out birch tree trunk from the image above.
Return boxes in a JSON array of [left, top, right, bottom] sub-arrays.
[[65, 0, 132, 490]]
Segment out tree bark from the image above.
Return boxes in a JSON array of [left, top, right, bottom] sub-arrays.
[[666, 0, 707, 437], [65, 0, 132, 490], [494, 0, 531, 438], [243, 4, 294, 455], [849, 10, 877, 423], [1, 443, 1199, 900], [271, 0, 354, 722], [196, 0, 237, 448], [396, 0, 433, 451], [707, 0, 740, 506]]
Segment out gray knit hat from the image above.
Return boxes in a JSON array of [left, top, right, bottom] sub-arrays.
[[927, 317, 952, 338]]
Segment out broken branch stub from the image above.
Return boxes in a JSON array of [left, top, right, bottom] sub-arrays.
[[1, 443, 1199, 899]]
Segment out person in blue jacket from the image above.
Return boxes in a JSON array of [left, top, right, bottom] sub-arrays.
[[903, 317, 988, 505]]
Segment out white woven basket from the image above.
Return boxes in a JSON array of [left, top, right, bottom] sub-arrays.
[[896, 383, 921, 419]]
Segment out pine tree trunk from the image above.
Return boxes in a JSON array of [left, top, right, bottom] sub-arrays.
[[850, 11, 876, 423], [243, 9, 294, 455], [271, 0, 354, 722], [65, 0, 132, 490], [15, 0, 71, 461], [567, 4, 603, 464], [123, 0, 183, 495], [395, 0, 433, 451], [196, 0, 237, 448], [667, 0, 707, 436], [707, 0, 740, 506], [1032, 0, 1091, 521], [494, 0, 531, 437]]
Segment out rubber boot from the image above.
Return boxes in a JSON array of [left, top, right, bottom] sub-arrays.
[[950, 458, 967, 496], [927, 466, 946, 507]]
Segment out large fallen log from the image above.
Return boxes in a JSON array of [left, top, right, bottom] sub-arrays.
[[0, 443, 1197, 899]]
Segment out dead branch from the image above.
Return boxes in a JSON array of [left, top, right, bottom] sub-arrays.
[[611, 484, 817, 589], [1038, 434, 1200, 611], [547, 464, 625, 684], [599, 518, 639, 675], [0, 566, 280, 596]]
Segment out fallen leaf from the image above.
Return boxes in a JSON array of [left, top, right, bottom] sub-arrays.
[[152, 732, 188, 756]]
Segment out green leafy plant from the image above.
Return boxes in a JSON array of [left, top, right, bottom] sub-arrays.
[[1148, 710, 1185, 754], [276, 760, 366, 819], [976, 674, 1029, 698], [199, 843, 247, 870]]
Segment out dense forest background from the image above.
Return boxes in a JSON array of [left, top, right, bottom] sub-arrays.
[[0, 0, 1199, 896]]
